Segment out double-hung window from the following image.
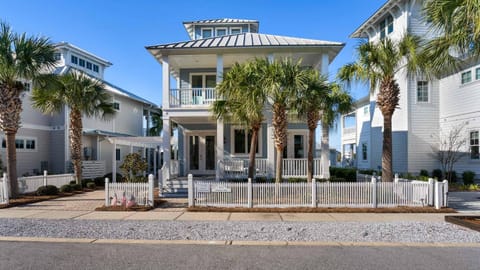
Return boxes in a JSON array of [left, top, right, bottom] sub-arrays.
[[462, 71, 472, 84], [470, 131, 479, 159], [417, 81, 428, 102], [362, 143, 368, 161], [201, 28, 213, 38], [379, 15, 394, 39]]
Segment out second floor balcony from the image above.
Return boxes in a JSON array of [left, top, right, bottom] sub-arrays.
[[169, 88, 217, 108]]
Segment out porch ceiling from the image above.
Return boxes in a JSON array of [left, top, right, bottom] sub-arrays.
[[170, 116, 216, 124]]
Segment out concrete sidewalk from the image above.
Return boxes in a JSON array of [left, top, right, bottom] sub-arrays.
[[0, 190, 476, 222]]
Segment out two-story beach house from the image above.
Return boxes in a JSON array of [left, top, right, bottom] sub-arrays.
[[146, 19, 344, 184], [341, 0, 480, 178], [0, 42, 159, 178]]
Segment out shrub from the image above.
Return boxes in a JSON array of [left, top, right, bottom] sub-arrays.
[[432, 169, 443, 180], [119, 152, 148, 182], [59, 184, 73, 193], [86, 182, 96, 189], [287, 178, 307, 183], [330, 167, 356, 181], [36, 185, 59, 196], [329, 176, 349, 182], [462, 171, 476, 185], [419, 170, 429, 177], [69, 180, 76, 185], [81, 179, 94, 188], [446, 171, 457, 182], [70, 183, 82, 191]]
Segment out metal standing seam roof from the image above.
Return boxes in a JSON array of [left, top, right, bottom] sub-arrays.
[[182, 18, 260, 39], [183, 18, 259, 24], [146, 32, 344, 50]]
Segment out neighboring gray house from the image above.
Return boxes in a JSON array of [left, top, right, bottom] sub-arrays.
[[146, 18, 344, 181], [340, 0, 480, 178], [0, 42, 158, 177]]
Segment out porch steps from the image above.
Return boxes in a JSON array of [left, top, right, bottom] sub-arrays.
[[160, 176, 216, 198]]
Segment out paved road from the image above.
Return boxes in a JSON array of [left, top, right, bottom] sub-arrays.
[[0, 241, 478, 270]]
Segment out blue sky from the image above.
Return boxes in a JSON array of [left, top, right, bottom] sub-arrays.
[[0, 0, 386, 150]]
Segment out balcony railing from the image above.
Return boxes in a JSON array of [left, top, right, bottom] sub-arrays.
[[342, 126, 356, 141], [169, 88, 216, 108]]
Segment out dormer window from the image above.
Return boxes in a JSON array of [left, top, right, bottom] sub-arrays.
[[202, 28, 213, 38], [79, 58, 85, 67], [380, 15, 394, 39], [231, 27, 242, 35], [216, 28, 227, 37]]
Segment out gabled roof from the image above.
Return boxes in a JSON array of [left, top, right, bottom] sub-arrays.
[[57, 67, 157, 108], [183, 18, 259, 39], [350, 0, 401, 38], [147, 32, 344, 51]]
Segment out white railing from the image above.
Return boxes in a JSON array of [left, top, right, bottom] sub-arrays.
[[17, 171, 75, 194], [82, 160, 105, 179], [283, 158, 324, 178], [105, 174, 154, 207], [189, 176, 448, 208], [1, 173, 9, 205], [169, 88, 216, 107], [170, 160, 179, 177]]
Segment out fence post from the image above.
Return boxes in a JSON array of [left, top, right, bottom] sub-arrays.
[[158, 169, 162, 190], [372, 176, 377, 208], [105, 178, 109, 206], [148, 174, 154, 207], [394, 173, 399, 183], [2, 173, 9, 205], [247, 178, 253, 208], [311, 178, 317, 208], [428, 178, 434, 206], [443, 180, 448, 207], [188, 174, 194, 207], [434, 180, 442, 209], [43, 170, 48, 187]]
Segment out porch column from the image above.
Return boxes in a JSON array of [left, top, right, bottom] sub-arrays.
[[216, 54, 224, 181], [266, 110, 275, 178], [162, 115, 171, 181], [320, 53, 330, 178], [112, 141, 117, 183], [162, 55, 170, 110]]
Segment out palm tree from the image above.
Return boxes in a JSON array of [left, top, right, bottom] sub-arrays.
[[423, 0, 480, 73], [32, 72, 115, 184], [148, 109, 163, 136], [267, 59, 306, 183], [319, 83, 353, 179], [338, 35, 425, 182], [294, 69, 329, 182], [212, 59, 268, 180], [0, 22, 57, 197]]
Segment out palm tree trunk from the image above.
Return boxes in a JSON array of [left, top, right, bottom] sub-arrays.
[[321, 122, 330, 179], [272, 103, 287, 183], [382, 113, 393, 182], [70, 108, 83, 184], [307, 127, 314, 182], [247, 126, 259, 180], [5, 132, 18, 198]]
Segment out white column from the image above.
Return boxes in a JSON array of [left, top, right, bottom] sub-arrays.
[[162, 115, 171, 181], [216, 118, 224, 181], [112, 141, 117, 183], [266, 110, 275, 178], [216, 54, 224, 181], [321, 53, 329, 78], [162, 55, 170, 110]]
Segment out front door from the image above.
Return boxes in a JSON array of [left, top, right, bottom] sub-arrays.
[[188, 133, 216, 175]]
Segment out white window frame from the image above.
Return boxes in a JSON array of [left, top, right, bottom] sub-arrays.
[[201, 28, 213, 39], [361, 142, 368, 161], [115, 148, 121, 161], [469, 130, 479, 160], [215, 27, 228, 37], [230, 27, 242, 34], [230, 125, 263, 157], [461, 70, 472, 84], [283, 130, 308, 159], [416, 80, 429, 103], [189, 73, 217, 89], [1, 136, 37, 152], [113, 101, 121, 111]]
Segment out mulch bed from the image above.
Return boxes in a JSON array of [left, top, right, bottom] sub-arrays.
[[445, 216, 480, 232], [0, 189, 95, 209], [188, 206, 456, 213], [95, 198, 167, 212]]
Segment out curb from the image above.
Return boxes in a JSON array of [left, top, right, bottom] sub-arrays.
[[1, 236, 480, 248]]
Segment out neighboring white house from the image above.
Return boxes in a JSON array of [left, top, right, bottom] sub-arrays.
[[146, 18, 344, 181], [340, 0, 480, 177], [0, 42, 159, 178]]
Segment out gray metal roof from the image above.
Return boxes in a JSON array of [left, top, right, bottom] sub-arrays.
[[183, 18, 259, 24], [147, 32, 344, 50]]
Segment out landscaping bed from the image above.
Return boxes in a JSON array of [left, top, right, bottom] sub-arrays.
[[445, 216, 480, 232], [0, 189, 95, 209], [188, 206, 456, 213], [95, 198, 166, 211]]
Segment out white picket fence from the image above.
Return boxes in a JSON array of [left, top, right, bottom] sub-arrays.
[[105, 174, 154, 207], [189, 176, 448, 209], [1, 173, 9, 205], [17, 171, 75, 194]]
